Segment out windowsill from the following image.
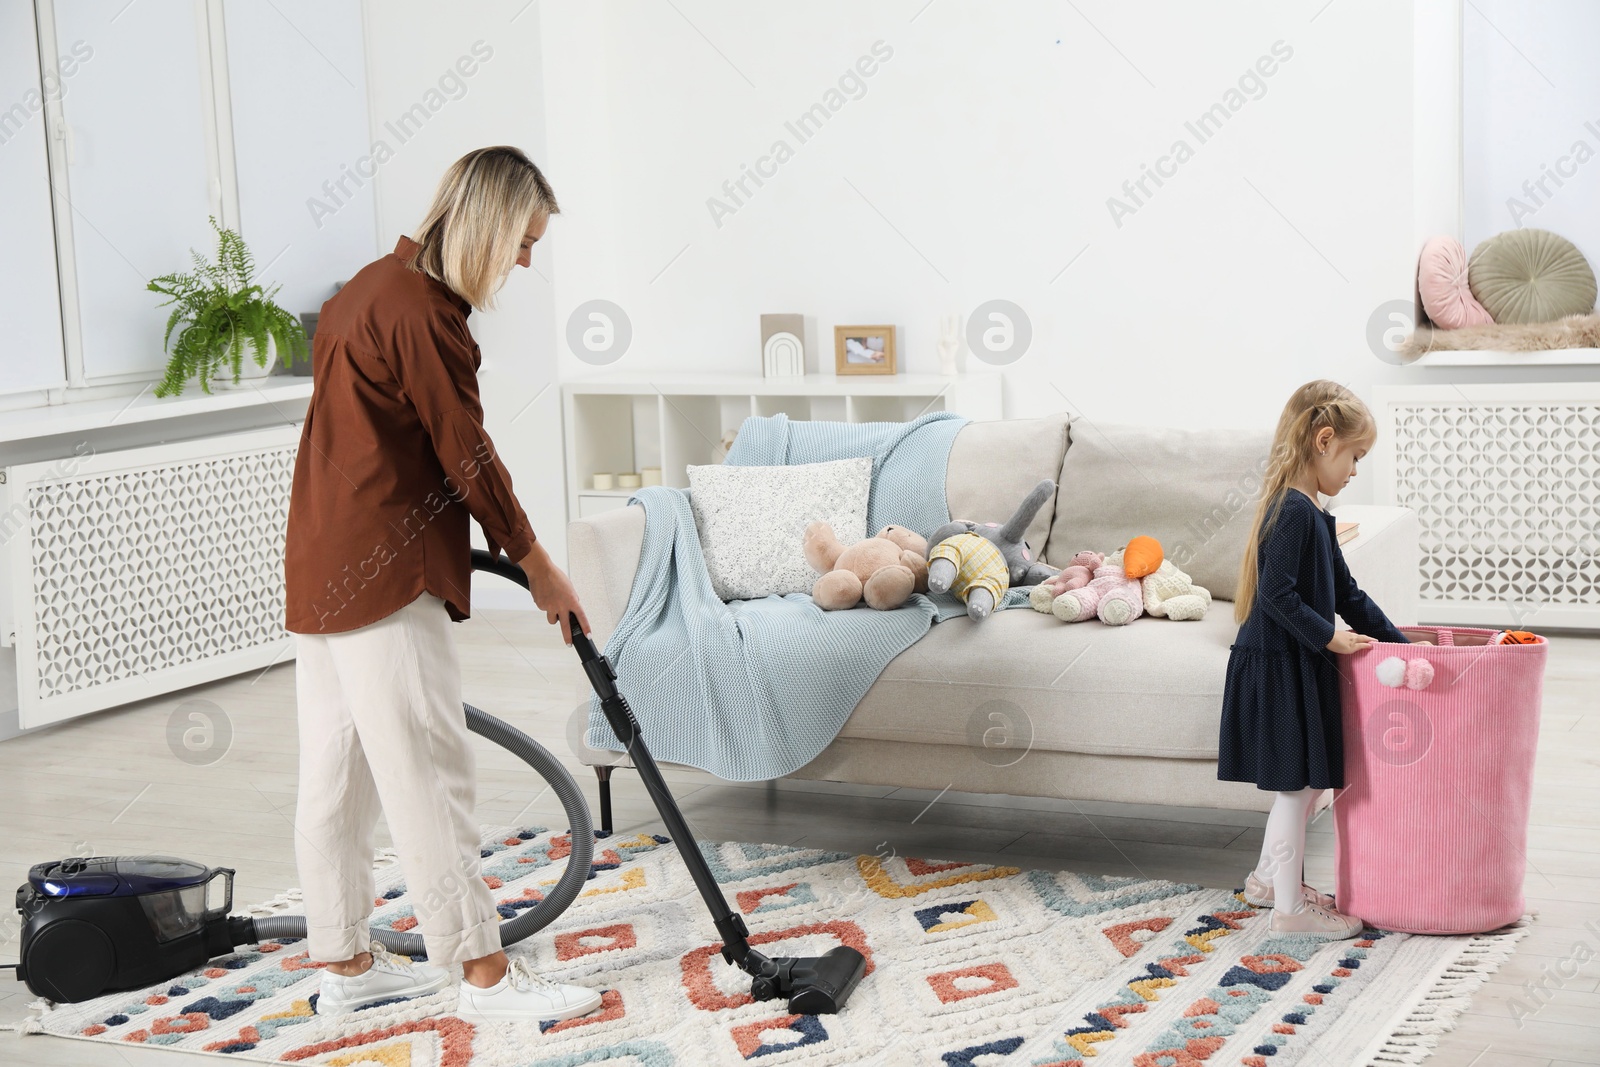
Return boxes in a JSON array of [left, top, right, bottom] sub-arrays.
[[0, 375, 313, 445], [1404, 348, 1600, 367]]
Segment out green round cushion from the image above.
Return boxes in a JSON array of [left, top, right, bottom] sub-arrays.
[[1468, 228, 1597, 324]]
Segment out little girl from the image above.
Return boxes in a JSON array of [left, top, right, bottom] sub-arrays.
[[1218, 380, 1413, 940]]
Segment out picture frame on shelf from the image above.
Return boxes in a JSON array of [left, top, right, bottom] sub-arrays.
[[833, 324, 896, 375]]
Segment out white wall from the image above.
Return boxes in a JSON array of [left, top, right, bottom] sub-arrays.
[[359, 0, 1600, 574], [362, 0, 566, 602], [535, 0, 1422, 499]]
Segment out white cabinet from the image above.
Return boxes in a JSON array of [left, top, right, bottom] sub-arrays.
[[0, 382, 313, 736], [561, 372, 1003, 520]]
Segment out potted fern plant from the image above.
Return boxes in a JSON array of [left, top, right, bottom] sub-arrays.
[[148, 217, 308, 397]]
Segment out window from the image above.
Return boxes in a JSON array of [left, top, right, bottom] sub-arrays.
[[1, 0, 376, 410], [1462, 0, 1600, 257]]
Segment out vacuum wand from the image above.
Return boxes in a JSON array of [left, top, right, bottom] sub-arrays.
[[570, 615, 867, 1014]]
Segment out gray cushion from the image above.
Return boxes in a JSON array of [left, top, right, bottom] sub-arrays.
[[1043, 422, 1272, 600], [840, 605, 1237, 759], [944, 414, 1070, 561], [1468, 228, 1597, 324]]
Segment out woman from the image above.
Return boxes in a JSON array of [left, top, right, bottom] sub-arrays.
[[283, 146, 598, 1023]]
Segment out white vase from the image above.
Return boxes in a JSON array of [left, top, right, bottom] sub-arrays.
[[212, 335, 278, 390]]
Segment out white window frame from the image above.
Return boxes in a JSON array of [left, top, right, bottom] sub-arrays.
[[3, 0, 243, 415]]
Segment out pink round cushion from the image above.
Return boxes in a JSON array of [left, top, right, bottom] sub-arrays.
[[1418, 236, 1494, 328]]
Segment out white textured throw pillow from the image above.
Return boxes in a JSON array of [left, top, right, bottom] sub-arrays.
[[688, 457, 873, 601]]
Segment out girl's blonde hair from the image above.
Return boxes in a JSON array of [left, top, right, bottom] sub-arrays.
[[406, 145, 559, 311], [1234, 380, 1378, 624]]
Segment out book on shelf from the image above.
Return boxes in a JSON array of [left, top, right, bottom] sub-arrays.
[[1336, 521, 1359, 546]]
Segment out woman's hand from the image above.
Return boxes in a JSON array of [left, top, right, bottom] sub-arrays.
[[1326, 630, 1376, 654], [518, 542, 590, 644]]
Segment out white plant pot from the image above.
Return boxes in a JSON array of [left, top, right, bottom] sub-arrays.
[[212, 335, 278, 390]]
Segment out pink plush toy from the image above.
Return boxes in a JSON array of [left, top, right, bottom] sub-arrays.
[[1040, 549, 1144, 625], [1033, 550, 1103, 599]]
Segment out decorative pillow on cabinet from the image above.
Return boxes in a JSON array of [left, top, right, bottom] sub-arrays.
[[1468, 228, 1597, 325], [1418, 235, 1494, 328]]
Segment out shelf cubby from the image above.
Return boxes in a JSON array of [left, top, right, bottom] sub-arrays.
[[562, 371, 1003, 522]]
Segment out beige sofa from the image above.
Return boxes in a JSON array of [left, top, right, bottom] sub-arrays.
[[564, 414, 1420, 822]]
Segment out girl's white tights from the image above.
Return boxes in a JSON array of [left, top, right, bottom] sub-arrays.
[[1254, 787, 1319, 915]]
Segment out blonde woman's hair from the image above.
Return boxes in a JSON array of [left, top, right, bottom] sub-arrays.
[[1234, 380, 1378, 624], [406, 145, 559, 311]]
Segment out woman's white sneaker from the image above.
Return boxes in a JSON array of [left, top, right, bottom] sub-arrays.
[[1268, 901, 1364, 940], [316, 947, 451, 1015], [456, 957, 603, 1024]]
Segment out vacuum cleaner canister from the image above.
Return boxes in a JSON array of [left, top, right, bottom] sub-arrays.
[[15, 855, 251, 1003]]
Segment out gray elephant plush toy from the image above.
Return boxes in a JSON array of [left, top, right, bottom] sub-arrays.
[[925, 479, 1060, 620]]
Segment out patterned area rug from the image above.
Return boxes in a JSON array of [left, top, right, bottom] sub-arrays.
[[13, 825, 1528, 1065]]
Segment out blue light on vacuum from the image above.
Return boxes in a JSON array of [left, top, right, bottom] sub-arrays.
[[42, 881, 67, 896]]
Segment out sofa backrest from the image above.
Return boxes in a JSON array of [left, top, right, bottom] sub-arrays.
[[945, 413, 1071, 560], [1043, 422, 1272, 601]]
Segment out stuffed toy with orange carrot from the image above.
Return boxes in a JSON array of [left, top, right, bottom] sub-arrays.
[[1030, 535, 1211, 624]]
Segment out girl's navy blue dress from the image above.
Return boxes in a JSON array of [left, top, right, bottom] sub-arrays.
[[1218, 490, 1409, 791]]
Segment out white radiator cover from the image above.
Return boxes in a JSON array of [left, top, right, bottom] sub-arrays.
[[3, 424, 299, 728], [1374, 383, 1600, 630]]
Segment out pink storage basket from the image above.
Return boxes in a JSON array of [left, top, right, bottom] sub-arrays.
[[1335, 625, 1546, 935]]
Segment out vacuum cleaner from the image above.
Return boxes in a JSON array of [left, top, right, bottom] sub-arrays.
[[12, 693, 594, 1006], [10, 551, 866, 1015]]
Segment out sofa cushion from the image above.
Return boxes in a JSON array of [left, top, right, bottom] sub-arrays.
[[838, 606, 1237, 760], [945, 413, 1071, 561], [1043, 423, 1271, 601], [687, 457, 872, 600]]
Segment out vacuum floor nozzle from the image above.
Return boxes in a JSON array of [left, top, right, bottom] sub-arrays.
[[749, 946, 868, 1014]]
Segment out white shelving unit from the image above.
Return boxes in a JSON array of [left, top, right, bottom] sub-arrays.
[[561, 372, 1003, 520]]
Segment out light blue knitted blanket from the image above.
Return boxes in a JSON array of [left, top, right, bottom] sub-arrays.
[[584, 413, 1028, 781]]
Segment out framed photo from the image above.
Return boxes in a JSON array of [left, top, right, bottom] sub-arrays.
[[833, 325, 896, 375]]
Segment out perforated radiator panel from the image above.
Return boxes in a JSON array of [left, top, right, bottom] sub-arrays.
[[6, 425, 299, 726], [1379, 386, 1600, 628]]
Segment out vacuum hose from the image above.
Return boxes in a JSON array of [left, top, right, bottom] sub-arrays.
[[242, 551, 595, 956]]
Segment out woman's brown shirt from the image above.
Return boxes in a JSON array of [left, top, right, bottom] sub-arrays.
[[283, 236, 535, 634]]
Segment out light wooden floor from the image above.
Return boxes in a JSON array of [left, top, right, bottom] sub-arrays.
[[2, 612, 1596, 1065]]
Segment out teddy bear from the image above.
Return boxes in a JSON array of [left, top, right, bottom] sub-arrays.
[[1040, 548, 1146, 625], [1027, 550, 1103, 611], [926, 479, 1060, 620], [804, 522, 930, 610], [1141, 558, 1212, 621]]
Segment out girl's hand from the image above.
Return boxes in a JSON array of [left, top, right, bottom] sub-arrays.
[[518, 543, 591, 644], [1327, 630, 1376, 654]]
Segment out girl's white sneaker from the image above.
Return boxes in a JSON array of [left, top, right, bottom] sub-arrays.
[[316, 947, 451, 1015], [456, 957, 603, 1024], [1242, 871, 1336, 909], [1268, 900, 1364, 940]]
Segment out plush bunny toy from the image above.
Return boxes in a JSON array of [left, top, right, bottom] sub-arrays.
[[926, 479, 1060, 620]]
